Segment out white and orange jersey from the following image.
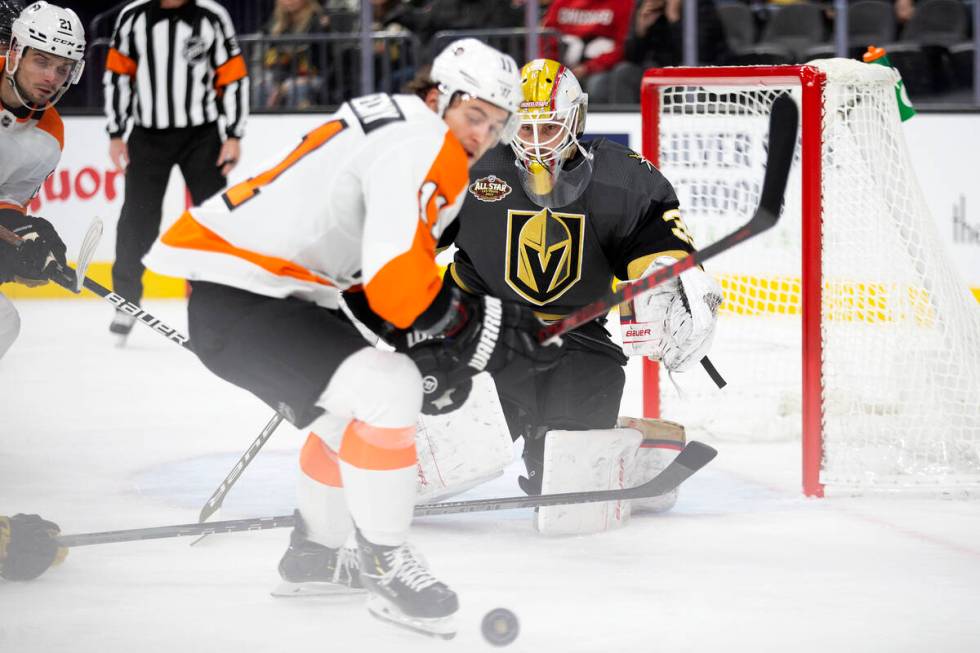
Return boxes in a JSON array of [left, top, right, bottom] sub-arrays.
[[0, 58, 64, 213], [144, 93, 470, 328]]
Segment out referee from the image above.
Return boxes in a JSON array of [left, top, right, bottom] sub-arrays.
[[104, 0, 248, 341]]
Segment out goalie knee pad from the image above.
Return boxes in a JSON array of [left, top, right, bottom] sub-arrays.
[[618, 417, 686, 513]]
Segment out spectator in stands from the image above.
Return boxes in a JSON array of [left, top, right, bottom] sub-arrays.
[[592, 0, 730, 103], [406, 0, 525, 49], [253, 0, 330, 109], [540, 0, 634, 99], [894, 0, 914, 32]]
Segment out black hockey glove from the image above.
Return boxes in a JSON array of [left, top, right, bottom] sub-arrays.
[[0, 514, 68, 581], [416, 286, 565, 377], [406, 339, 474, 415], [0, 211, 74, 288]]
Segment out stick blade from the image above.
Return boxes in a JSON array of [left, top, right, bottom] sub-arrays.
[[673, 440, 718, 473], [198, 501, 221, 524], [756, 93, 800, 228], [75, 217, 104, 292]]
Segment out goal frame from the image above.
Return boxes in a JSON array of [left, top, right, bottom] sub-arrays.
[[639, 65, 827, 497]]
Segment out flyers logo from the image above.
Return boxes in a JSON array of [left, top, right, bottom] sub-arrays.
[[505, 208, 584, 305]]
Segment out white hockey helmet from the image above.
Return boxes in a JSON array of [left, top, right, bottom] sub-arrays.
[[430, 38, 522, 143], [511, 59, 593, 208], [5, 1, 86, 109]]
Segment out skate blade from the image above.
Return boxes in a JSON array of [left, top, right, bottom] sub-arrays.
[[112, 332, 131, 347], [366, 595, 457, 640], [271, 580, 367, 598]]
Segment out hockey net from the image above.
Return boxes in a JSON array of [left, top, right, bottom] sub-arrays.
[[640, 60, 980, 496]]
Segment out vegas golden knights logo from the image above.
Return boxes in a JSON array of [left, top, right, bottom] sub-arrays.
[[505, 208, 584, 305]]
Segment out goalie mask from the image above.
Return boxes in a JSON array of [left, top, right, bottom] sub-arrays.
[[511, 59, 593, 208], [4, 1, 85, 110]]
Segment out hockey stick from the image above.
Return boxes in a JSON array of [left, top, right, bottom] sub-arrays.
[[539, 93, 799, 343], [0, 221, 288, 518], [187, 96, 794, 526], [56, 440, 716, 548], [194, 299, 385, 524], [197, 413, 284, 523], [0, 218, 102, 292], [1, 222, 194, 348]]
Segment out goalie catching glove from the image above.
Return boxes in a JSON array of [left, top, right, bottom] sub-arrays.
[[0, 210, 75, 289], [620, 256, 723, 371], [0, 514, 68, 581]]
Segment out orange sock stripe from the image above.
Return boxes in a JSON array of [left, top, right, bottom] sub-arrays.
[[299, 433, 343, 487], [339, 420, 416, 471]]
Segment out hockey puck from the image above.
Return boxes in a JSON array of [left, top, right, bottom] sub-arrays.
[[481, 608, 519, 647]]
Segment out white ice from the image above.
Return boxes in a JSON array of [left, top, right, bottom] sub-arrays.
[[2, 299, 980, 653]]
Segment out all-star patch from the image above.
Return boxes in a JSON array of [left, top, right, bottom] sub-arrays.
[[469, 175, 512, 202]]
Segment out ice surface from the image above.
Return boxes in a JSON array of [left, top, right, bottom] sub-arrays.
[[2, 299, 979, 652]]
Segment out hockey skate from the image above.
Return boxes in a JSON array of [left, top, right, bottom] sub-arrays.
[[356, 529, 458, 639], [108, 310, 135, 346], [272, 521, 364, 598]]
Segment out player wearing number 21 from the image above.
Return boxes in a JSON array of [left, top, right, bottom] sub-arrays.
[[143, 39, 561, 638]]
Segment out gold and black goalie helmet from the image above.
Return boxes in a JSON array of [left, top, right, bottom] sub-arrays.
[[510, 59, 593, 208]]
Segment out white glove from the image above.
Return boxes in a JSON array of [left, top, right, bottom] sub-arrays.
[[619, 256, 723, 371]]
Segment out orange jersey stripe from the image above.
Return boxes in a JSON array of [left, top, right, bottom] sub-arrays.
[[338, 420, 416, 471], [161, 210, 336, 287], [214, 54, 247, 88], [300, 433, 343, 487], [105, 47, 137, 77], [222, 120, 345, 210], [35, 106, 64, 150], [364, 132, 469, 328], [0, 202, 27, 213]]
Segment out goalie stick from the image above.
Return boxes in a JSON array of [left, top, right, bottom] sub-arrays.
[[167, 95, 795, 528], [539, 93, 799, 342], [56, 440, 717, 548]]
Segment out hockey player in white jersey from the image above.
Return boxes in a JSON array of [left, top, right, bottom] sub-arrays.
[[144, 39, 561, 638], [0, 1, 85, 357]]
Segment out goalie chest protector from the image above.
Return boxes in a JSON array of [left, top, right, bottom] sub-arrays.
[[451, 139, 692, 316]]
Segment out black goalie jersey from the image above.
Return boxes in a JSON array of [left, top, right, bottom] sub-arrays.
[[446, 138, 695, 357]]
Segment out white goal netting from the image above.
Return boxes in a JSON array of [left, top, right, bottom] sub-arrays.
[[647, 59, 980, 490]]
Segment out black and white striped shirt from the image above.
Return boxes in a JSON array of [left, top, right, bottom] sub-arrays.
[[103, 0, 249, 138]]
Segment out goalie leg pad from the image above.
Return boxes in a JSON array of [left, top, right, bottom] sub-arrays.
[[618, 417, 686, 513], [535, 428, 643, 536], [415, 373, 514, 502]]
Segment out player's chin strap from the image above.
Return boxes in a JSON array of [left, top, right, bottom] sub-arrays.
[[3, 59, 65, 113]]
